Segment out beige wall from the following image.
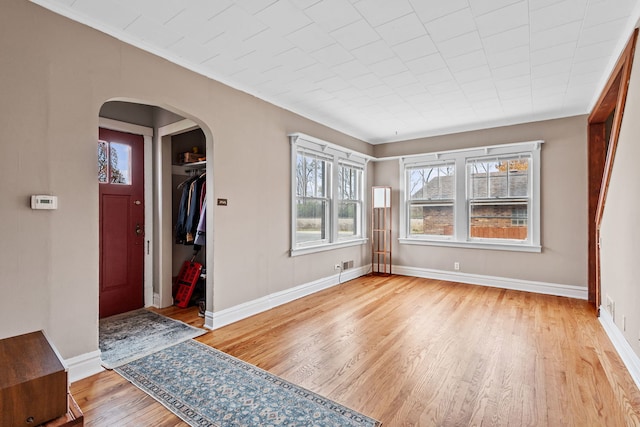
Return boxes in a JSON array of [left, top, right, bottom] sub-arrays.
[[600, 39, 640, 358], [0, 0, 372, 359], [0, 0, 594, 366], [373, 115, 588, 287]]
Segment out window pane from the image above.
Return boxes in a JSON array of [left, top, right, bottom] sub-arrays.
[[469, 202, 527, 240], [98, 141, 108, 183], [109, 142, 131, 185], [296, 155, 305, 196], [296, 153, 328, 198], [409, 203, 454, 236], [468, 160, 499, 198], [338, 201, 360, 239], [296, 199, 327, 244], [338, 165, 361, 200], [469, 166, 488, 198], [408, 164, 454, 200], [490, 166, 507, 198], [468, 158, 529, 199], [508, 159, 529, 197], [338, 165, 362, 241]]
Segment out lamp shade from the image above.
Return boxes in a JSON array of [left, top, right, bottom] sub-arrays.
[[373, 186, 391, 208]]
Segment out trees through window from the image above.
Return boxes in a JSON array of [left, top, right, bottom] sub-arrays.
[[338, 164, 363, 240], [295, 153, 330, 245], [98, 140, 131, 185], [291, 134, 368, 255]]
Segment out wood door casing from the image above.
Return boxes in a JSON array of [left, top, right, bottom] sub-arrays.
[[587, 29, 638, 310], [99, 127, 145, 318]]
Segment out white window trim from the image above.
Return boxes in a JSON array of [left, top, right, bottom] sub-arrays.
[[399, 140, 543, 252], [290, 133, 371, 257]]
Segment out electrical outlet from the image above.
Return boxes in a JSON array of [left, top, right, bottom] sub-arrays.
[[454, 262, 460, 271], [334, 264, 341, 270], [606, 295, 615, 321]]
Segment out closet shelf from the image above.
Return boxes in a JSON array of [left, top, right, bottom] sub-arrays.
[[172, 161, 206, 176]]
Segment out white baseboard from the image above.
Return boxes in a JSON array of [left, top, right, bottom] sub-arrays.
[[209, 264, 586, 329], [599, 306, 640, 391], [204, 310, 214, 330], [66, 350, 104, 383], [393, 265, 588, 300], [211, 266, 367, 329]]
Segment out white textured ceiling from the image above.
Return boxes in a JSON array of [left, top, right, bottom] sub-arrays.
[[32, 0, 640, 143]]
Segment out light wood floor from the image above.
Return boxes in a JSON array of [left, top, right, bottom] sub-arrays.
[[72, 275, 640, 426]]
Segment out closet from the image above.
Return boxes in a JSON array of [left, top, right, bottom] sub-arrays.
[[171, 128, 207, 308]]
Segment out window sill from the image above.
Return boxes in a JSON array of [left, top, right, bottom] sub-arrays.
[[291, 238, 368, 257], [398, 238, 541, 253]]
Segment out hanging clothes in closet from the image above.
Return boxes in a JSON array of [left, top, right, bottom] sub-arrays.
[[193, 194, 206, 247], [176, 172, 206, 246]]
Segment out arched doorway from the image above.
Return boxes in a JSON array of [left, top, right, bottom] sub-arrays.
[[98, 100, 214, 327]]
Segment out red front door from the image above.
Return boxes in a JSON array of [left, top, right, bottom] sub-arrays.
[[98, 128, 145, 318]]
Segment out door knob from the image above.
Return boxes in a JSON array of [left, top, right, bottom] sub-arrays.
[[135, 223, 143, 236]]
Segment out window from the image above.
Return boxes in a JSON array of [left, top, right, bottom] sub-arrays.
[[98, 140, 131, 185], [295, 153, 330, 246], [400, 141, 542, 252], [467, 156, 530, 241], [338, 163, 363, 240], [291, 133, 369, 255], [406, 163, 455, 238]]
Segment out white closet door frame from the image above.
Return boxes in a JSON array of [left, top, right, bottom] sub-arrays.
[[156, 119, 200, 309]]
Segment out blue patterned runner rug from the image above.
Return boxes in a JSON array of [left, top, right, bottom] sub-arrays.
[[115, 339, 381, 427]]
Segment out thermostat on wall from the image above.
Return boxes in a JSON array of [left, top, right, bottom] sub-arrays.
[[31, 195, 58, 210]]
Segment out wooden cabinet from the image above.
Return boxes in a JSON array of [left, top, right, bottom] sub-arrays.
[[0, 331, 82, 427], [41, 394, 84, 427]]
